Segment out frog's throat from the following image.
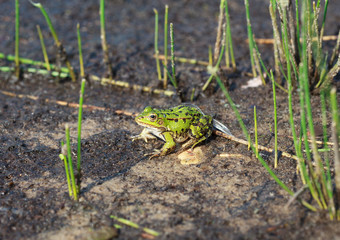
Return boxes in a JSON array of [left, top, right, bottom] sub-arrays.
[[136, 121, 166, 131]]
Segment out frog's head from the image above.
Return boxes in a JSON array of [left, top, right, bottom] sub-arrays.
[[135, 106, 165, 129]]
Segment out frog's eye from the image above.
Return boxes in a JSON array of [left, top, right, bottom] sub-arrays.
[[148, 114, 157, 122]]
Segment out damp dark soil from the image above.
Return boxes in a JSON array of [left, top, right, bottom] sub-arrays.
[[1, 0, 340, 239]]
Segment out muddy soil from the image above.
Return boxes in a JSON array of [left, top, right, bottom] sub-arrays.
[[1, 0, 340, 239]]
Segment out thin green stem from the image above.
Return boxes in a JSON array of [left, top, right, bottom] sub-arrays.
[[254, 106, 258, 157], [77, 23, 84, 78], [30, 0, 76, 81], [77, 79, 85, 193], [321, 90, 335, 218], [100, 0, 113, 80], [60, 140, 72, 197], [216, 73, 316, 211], [202, 44, 225, 91], [244, 0, 256, 77], [153, 9, 162, 80], [65, 124, 78, 201], [330, 88, 340, 209], [36, 25, 50, 71], [224, 0, 236, 70], [299, 1, 325, 208], [271, 70, 278, 168], [295, 0, 301, 55], [253, 44, 288, 93], [163, 5, 169, 89], [208, 45, 213, 66], [59, 154, 72, 197], [170, 23, 177, 88], [319, 0, 329, 44], [15, 0, 20, 78], [29, 1, 59, 44]]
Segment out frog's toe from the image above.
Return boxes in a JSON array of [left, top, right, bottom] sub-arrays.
[[148, 149, 162, 159]]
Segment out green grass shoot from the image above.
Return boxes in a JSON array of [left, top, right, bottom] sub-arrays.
[[224, 0, 236, 70], [202, 44, 225, 91], [243, 0, 256, 77], [190, 88, 195, 102], [271, 70, 278, 168], [153, 9, 162, 80], [320, 90, 335, 218], [214, 42, 316, 211], [163, 5, 169, 89], [29, 0, 76, 82], [76, 79, 85, 193], [100, 0, 113, 80], [77, 23, 84, 78], [330, 87, 340, 219], [269, 0, 337, 90], [169, 23, 177, 88], [254, 105, 258, 158], [15, 0, 20, 78], [36, 25, 50, 71], [59, 141, 72, 198], [162, 62, 177, 89], [58, 79, 85, 200], [214, 0, 224, 64], [65, 124, 78, 201]]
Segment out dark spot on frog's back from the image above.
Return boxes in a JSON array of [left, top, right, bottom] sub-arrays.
[[174, 119, 178, 122], [173, 113, 179, 117], [185, 112, 189, 116]]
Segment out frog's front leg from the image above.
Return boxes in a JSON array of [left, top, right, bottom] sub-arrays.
[[150, 131, 176, 159], [131, 128, 165, 142]]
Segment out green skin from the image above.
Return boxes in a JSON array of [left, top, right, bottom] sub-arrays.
[[133, 105, 213, 158]]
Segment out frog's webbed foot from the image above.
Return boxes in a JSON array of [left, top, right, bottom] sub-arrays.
[[131, 128, 157, 143]]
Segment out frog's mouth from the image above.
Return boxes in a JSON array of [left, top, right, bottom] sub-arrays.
[[135, 120, 166, 131]]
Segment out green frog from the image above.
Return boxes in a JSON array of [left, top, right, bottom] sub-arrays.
[[132, 104, 216, 158]]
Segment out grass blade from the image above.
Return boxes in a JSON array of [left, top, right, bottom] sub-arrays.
[[153, 9, 162, 80], [271, 70, 278, 168], [15, 0, 20, 78], [224, 0, 236, 70], [29, 0, 76, 82], [100, 0, 113, 80], [163, 5, 169, 89], [330, 88, 340, 211], [77, 23, 84, 78], [65, 124, 78, 201], [244, 0, 256, 77], [254, 105, 258, 158], [36, 25, 50, 71], [77, 79, 85, 193], [59, 141, 72, 198], [169, 23, 177, 88]]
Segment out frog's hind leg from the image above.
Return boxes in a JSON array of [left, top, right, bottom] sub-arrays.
[[178, 130, 211, 153]]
